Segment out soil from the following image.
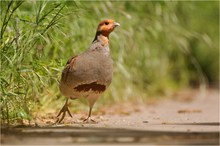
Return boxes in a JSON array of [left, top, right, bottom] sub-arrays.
[[1, 88, 219, 145]]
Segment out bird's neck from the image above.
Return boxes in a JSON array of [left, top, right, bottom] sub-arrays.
[[89, 32, 110, 56], [93, 31, 109, 46]]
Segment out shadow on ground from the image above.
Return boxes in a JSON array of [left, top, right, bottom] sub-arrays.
[[1, 125, 219, 145]]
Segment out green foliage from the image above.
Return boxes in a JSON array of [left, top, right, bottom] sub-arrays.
[[0, 1, 218, 124], [0, 0, 79, 124]]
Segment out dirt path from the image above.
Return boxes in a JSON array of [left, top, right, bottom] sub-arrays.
[[1, 89, 219, 145]]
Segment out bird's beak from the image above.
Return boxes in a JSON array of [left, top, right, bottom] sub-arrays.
[[114, 22, 120, 27]]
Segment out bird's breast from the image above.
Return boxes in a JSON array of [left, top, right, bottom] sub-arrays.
[[59, 51, 113, 98]]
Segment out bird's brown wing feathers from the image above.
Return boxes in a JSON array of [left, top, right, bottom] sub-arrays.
[[61, 56, 77, 83], [66, 56, 77, 65]]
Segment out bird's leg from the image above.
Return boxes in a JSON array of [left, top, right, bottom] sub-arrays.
[[83, 97, 98, 123], [83, 106, 96, 123], [56, 98, 72, 123]]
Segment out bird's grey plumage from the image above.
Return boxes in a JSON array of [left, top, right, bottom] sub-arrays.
[[59, 36, 113, 99]]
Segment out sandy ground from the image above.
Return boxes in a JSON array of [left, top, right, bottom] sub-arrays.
[[1, 89, 219, 145]]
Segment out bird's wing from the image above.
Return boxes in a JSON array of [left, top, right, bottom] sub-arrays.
[[61, 55, 78, 83], [66, 56, 77, 65]]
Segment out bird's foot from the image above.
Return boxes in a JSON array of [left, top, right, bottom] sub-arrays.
[[56, 104, 72, 124], [83, 117, 97, 124]]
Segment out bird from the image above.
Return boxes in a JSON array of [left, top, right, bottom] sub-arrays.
[[56, 19, 120, 123]]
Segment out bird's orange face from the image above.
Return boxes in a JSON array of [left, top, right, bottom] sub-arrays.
[[97, 19, 120, 37]]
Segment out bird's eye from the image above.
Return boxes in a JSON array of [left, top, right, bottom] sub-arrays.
[[105, 22, 109, 25]]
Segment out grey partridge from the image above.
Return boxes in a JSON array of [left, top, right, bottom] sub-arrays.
[[57, 19, 120, 123]]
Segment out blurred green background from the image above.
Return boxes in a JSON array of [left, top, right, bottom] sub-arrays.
[[0, 1, 219, 124]]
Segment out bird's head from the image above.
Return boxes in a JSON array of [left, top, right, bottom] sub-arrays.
[[96, 19, 120, 37]]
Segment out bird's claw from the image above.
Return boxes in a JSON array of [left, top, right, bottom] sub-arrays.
[[56, 104, 72, 124], [83, 117, 97, 124]]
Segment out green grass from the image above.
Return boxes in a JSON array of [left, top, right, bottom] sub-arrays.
[[0, 1, 219, 125]]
